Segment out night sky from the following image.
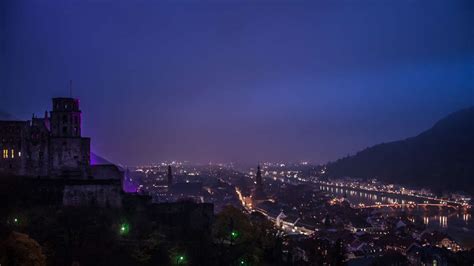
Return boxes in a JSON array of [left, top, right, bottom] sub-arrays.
[[1, 0, 473, 166]]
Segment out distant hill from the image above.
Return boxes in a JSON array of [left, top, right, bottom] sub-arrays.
[[325, 107, 474, 194], [0, 110, 15, 120]]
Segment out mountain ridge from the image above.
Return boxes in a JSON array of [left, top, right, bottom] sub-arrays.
[[325, 106, 474, 194]]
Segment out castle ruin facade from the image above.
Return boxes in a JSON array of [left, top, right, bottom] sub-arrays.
[[0, 98, 90, 178]]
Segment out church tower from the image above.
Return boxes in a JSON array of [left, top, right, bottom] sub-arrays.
[[252, 164, 266, 201], [256, 164, 263, 191], [167, 165, 173, 187]]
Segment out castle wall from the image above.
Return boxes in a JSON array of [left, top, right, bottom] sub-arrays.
[[0, 121, 29, 176], [1, 97, 125, 209], [1, 98, 114, 182], [49, 137, 90, 178], [90, 164, 123, 180], [25, 118, 50, 176], [63, 183, 122, 208]]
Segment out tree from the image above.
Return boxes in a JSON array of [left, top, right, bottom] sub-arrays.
[[213, 205, 257, 265], [212, 205, 286, 265], [0, 231, 47, 266], [130, 230, 164, 264]]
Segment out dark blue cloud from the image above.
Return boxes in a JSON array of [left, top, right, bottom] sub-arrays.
[[2, 0, 473, 165]]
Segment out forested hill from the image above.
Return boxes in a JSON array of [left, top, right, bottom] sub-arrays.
[[325, 107, 474, 194]]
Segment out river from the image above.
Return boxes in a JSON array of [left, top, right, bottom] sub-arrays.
[[319, 185, 474, 249]]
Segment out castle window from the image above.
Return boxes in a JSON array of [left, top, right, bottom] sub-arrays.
[[11, 149, 14, 159], [2, 149, 7, 159], [18, 151, 21, 157], [63, 115, 67, 123], [63, 127, 67, 134]]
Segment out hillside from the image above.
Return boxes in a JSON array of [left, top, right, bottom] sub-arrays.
[[325, 107, 474, 194]]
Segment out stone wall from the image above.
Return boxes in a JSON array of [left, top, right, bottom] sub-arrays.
[[63, 181, 122, 208], [25, 118, 50, 176], [149, 202, 214, 234], [91, 164, 123, 180], [49, 137, 90, 178]]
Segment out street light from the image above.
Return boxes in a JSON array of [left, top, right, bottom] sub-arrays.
[[230, 230, 239, 240], [119, 222, 130, 235], [176, 255, 186, 265]]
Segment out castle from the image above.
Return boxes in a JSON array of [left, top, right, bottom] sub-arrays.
[[0, 98, 91, 178], [0, 97, 123, 207]]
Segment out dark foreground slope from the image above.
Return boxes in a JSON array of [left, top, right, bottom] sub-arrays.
[[326, 107, 474, 194]]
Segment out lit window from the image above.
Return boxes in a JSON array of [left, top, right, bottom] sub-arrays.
[[19, 151, 21, 157], [2, 149, 8, 159], [11, 149, 14, 159]]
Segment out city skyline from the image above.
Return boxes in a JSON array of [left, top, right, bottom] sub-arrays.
[[1, 1, 474, 265], [1, 0, 473, 165]]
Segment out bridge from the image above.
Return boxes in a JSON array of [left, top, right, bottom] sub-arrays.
[[317, 182, 472, 210], [355, 202, 464, 210]]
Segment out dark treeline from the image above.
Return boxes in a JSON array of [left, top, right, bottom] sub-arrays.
[[0, 176, 344, 266]]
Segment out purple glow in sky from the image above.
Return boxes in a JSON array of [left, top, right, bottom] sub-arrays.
[[1, 0, 473, 165]]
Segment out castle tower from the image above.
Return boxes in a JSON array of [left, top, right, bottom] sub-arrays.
[[167, 165, 173, 187], [50, 98, 81, 137], [49, 97, 90, 178]]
